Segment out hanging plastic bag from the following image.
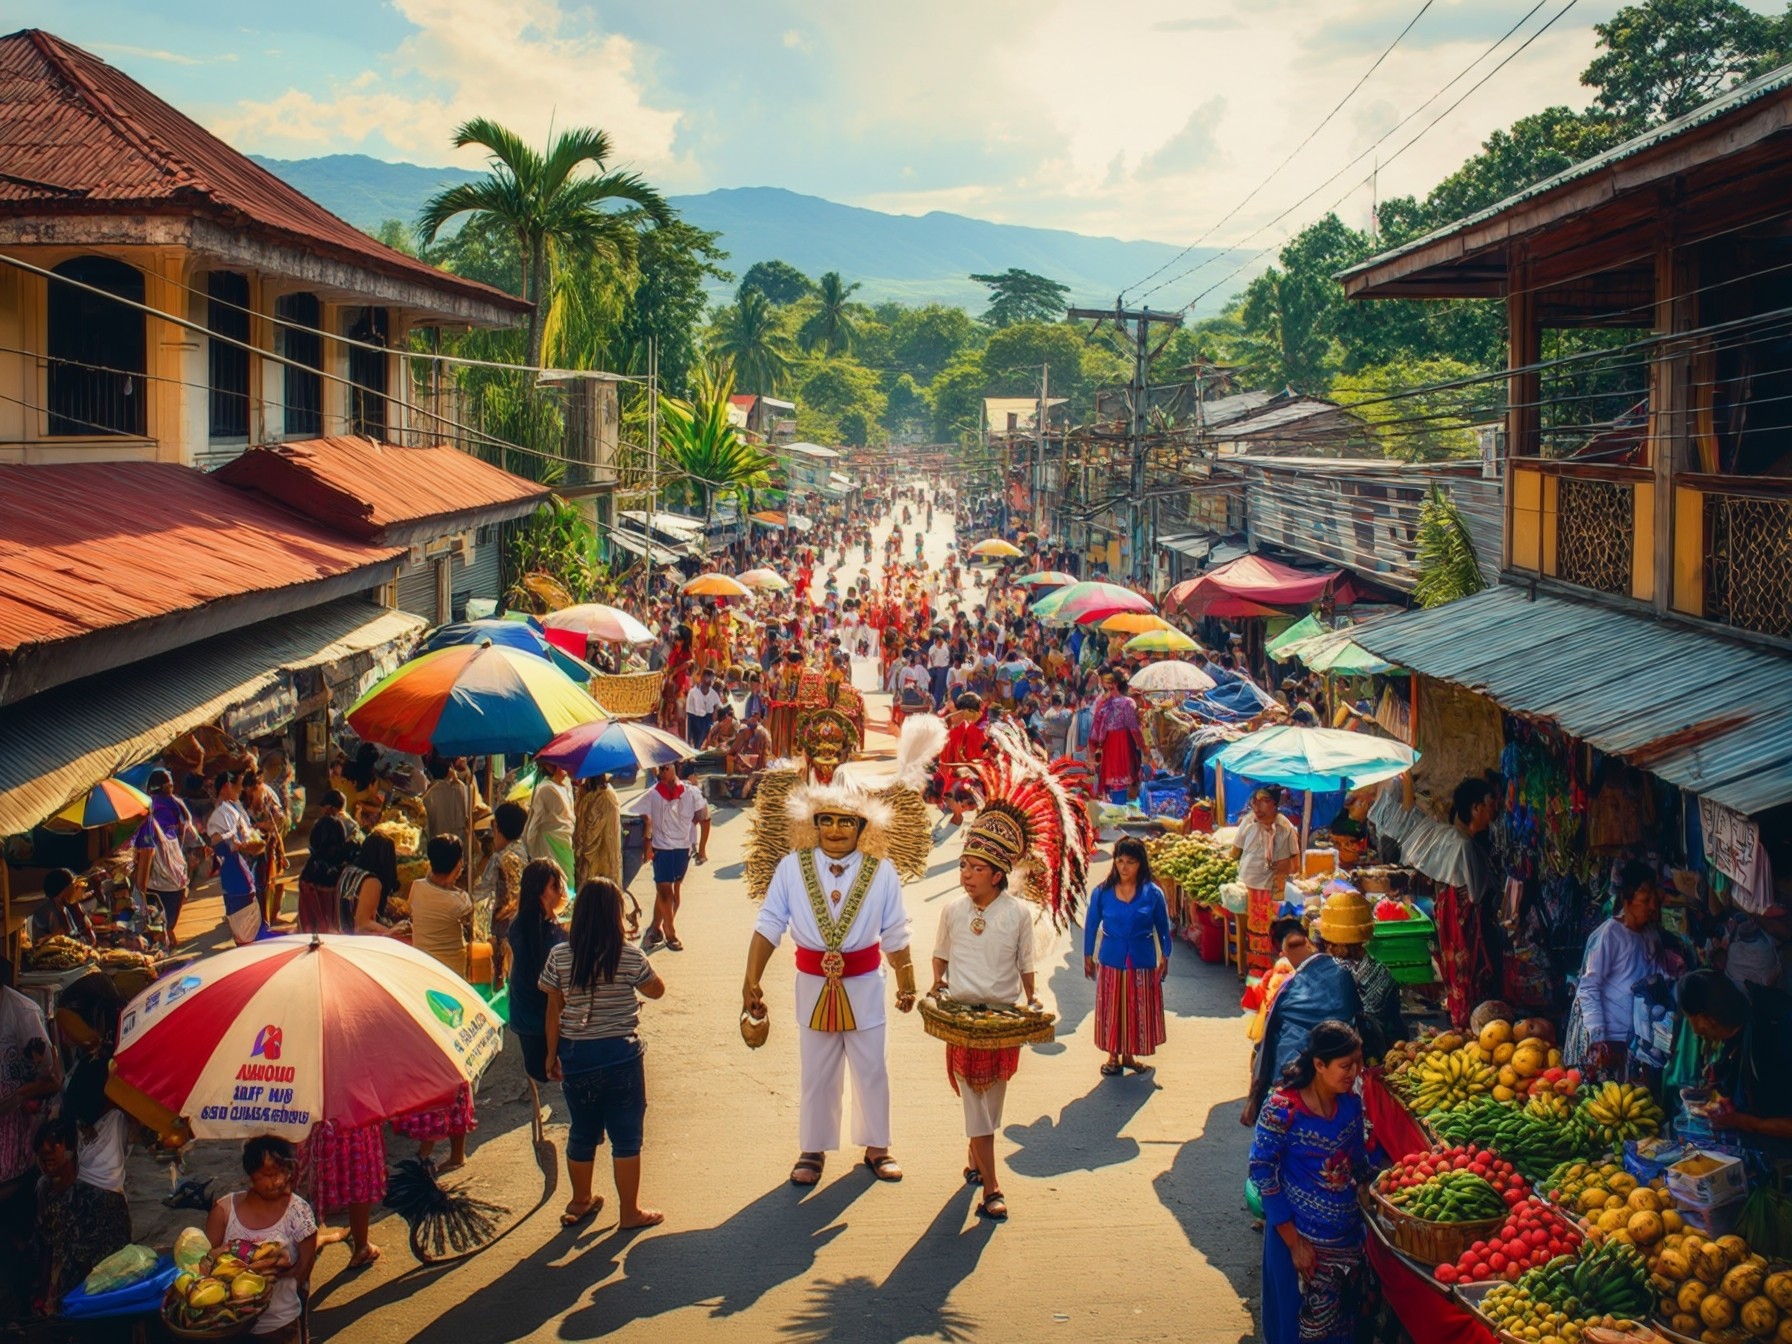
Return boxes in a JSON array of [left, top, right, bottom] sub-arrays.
[[173, 1226, 211, 1273], [81, 1244, 157, 1296]]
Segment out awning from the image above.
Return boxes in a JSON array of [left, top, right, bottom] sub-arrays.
[[1165, 553, 1356, 618], [1157, 533, 1213, 562], [606, 528, 684, 565], [1349, 584, 1792, 815], [0, 601, 425, 837]]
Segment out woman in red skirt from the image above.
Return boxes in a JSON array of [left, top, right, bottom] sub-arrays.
[[1083, 837, 1173, 1075]]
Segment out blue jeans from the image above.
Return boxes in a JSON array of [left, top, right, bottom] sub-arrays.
[[559, 1039, 646, 1161]]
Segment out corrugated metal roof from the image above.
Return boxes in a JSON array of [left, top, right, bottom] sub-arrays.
[[1223, 398, 1364, 439], [0, 29, 528, 319], [0, 600, 423, 837], [0, 461, 403, 698], [1340, 61, 1792, 288], [1349, 584, 1792, 815], [214, 436, 547, 545]]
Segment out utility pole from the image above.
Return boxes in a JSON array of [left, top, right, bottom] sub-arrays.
[[1034, 361, 1048, 536], [647, 337, 659, 563], [1067, 303, 1182, 583]]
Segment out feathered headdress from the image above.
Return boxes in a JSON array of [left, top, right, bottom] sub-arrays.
[[784, 779, 895, 860], [961, 722, 1096, 930]]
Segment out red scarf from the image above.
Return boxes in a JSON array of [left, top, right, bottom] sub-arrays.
[[655, 778, 683, 802]]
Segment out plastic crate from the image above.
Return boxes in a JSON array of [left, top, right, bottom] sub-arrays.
[[1386, 959, 1437, 986]]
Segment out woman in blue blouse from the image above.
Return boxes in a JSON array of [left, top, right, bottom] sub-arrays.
[[1083, 837, 1173, 1076], [1248, 1019, 1370, 1344]]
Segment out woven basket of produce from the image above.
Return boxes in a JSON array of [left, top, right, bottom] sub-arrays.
[[918, 996, 1056, 1049], [589, 672, 665, 718], [161, 1245, 277, 1339], [1368, 1174, 1508, 1267]]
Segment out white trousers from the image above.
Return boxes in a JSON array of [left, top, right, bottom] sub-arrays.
[[959, 1078, 1008, 1139], [798, 1022, 890, 1152]]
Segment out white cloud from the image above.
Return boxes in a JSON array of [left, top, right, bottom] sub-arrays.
[[210, 0, 685, 178], [91, 42, 236, 66], [782, 29, 811, 52]]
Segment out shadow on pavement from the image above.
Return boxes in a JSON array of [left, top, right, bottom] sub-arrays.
[[778, 1184, 991, 1342], [1152, 1094, 1262, 1344], [1001, 1074, 1156, 1177]]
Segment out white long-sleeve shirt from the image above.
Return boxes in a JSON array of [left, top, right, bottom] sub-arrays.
[[1575, 917, 1662, 1043], [754, 847, 910, 1030]]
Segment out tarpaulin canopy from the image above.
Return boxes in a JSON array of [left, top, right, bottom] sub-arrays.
[[1163, 554, 1355, 617], [1213, 724, 1418, 792], [1266, 613, 1329, 658]]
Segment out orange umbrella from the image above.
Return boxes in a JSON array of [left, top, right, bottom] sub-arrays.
[[683, 573, 753, 599], [1100, 612, 1175, 636]]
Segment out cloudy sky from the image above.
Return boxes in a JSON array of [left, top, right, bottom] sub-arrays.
[[34, 0, 1788, 292]]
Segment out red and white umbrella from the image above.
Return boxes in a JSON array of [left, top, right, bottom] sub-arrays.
[[113, 935, 503, 1141], [541, 603, 654, 646]]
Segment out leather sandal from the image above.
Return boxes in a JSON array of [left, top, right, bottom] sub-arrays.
[[863, 1153, 903, 1182], [978, 1192, 1009, 1220], [790, 1154, 825, 1186]]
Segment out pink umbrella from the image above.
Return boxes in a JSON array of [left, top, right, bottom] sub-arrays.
[[1036, 581, 1155, 625], [541, 603, 654, 647]]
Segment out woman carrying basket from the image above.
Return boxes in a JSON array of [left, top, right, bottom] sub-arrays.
[[927, 721, 1093, 1221]]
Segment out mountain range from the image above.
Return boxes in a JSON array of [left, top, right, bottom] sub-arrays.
[[250, 154, 1245, 313]]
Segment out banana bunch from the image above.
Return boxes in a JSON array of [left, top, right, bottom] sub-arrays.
[[1574, 1081, 1664, 1146], [1521, 1242, 1653, 1321], [1406, 1046, 1499, 1115], [1526, 1090, 1576, 1125]]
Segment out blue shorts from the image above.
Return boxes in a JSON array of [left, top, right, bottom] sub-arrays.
[[651, 847, 691, 885], [559, 1044, 646, 1162]]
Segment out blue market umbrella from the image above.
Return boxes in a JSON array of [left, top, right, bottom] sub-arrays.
[[535, 719, 697, 779], [425, 617, 598, 683], [1212, 724, 1418, 792]]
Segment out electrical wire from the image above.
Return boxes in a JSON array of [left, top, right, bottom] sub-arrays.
[[1121, 0, 1437, 301]]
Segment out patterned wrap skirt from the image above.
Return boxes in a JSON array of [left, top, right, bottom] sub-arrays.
[[1094, 964, 1166, 1057], [298, 1119, 387, 1212], [391, 1084, 477, 1142]]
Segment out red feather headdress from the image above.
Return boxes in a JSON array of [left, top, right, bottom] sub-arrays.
[[960, 721, 1096, 929]]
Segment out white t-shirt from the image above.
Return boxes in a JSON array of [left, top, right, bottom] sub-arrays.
[[76, 1108, 134, 1193], [685, 684, 724, 716], [928, 642, 952, 669], [933, 893, 1037, 1006], [1235, 814, 1300, 890], [643, 783, 709, 850]]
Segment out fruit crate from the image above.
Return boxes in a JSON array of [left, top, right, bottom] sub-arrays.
[[1453, 1282, 1528, 1344], [1368, 909, 1435, 961], [1368, 1188, 1506, 1267]]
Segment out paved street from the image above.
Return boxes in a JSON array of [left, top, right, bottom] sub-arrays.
[[128, 505, 1264, 1343]]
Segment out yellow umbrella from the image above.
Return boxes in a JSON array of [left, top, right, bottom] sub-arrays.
[[1125, 628, 1199, 654], [1100, 612, 1175, 636], [736, 568, 790, 591], [683, 573, 753, 599], [968, 538, 1023, 558]]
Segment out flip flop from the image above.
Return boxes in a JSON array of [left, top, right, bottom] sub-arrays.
[[559, 1196, 603, 1228], [665, 939, 684, 952], [1100, 1061, 1123, 1077], [790, 1154, 825, 1187], [864, 1154, 903, 1182]]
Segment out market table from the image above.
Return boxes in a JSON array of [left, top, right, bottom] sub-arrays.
[[1362, 1067, 1430, 1163], [1365, 1216, 1498, 1344]]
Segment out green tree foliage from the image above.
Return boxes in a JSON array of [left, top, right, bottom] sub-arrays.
[[797, 271, 862, 356], [885, 374, 932, 441], [1413, 485, 1488, 607], [929, 353, 991, 442], [712, 289, 798, 395], [1332, 357, 1483, 461], [417, 117, 671, 370], [1583, 0, 1792, 131], [506, 498, 614, 606], [970, 268, 1072, 327], [796, 358, 887, 446], [593, 220, 730, 397], [659, 370, 776, 516], [738, 259, 815, 306], [888, 304, 984, 383]]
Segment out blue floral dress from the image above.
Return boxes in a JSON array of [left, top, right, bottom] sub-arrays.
[[1248, 1086, 1370, 1344]]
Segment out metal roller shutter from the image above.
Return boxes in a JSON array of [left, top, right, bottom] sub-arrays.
[[452, 535, 502, 620], [394, 558, 440, 621]]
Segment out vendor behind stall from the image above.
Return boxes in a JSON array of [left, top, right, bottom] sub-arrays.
[[1680, 969, 1792, 1145], [28, 871, 96, 947], [1244, 923, 1362, 1125]]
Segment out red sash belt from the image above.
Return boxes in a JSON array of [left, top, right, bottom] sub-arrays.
[[795, 943, 882, 976]]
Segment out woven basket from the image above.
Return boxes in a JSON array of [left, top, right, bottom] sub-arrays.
[[161, 1283, 271, 1340], [589, 671, 666, 718], [1368, 1187, 1506, 1267], [918, 997, 1056, 1049]]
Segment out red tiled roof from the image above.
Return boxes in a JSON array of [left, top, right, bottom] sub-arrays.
[[728, 395, 756, 409], [0, 461, 402, 675], [0, 29, 529, 319], [214, 436, 549, 544]]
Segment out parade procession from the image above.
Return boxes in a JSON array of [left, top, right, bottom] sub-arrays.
[[6, 6, 1792, 1341]]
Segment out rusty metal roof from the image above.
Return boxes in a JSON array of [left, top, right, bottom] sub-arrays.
[[0, 599, 424, 837], [214, 436, 548, 546], [0, 461, 403, 705], [1349, 584, 1792, 816], [0, 29, 528, 319]]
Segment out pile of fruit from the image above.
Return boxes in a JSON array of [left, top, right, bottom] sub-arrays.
[[1377, 1147, 1520, 1224], [1430, 1098, 1598, 1181], [1434, 1193, 1586, 1284], [1373, 898, 1411, 921], [372, 819, 422, 856], [1474, 1241, 1655, 1341], [1544, 1161, 1675, 1235], [1143, 833, 1237, 906], [163, 1242, 279, 1334], [1643, 1229, 1791, 1342], [25, 934, 97, 971], [1395, 1044, 1500, 1115], [1575, 1081, 1665, 1146]]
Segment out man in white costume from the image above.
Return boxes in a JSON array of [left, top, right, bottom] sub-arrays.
[[741, 780, 916, 1186]]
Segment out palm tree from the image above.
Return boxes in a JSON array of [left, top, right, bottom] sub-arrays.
[[798, 271, 861, 356], [417, 117, 671, 369], [713, 290, 796, 395], [659, 371, 776, 518], [1413, 485, 1487, 608]]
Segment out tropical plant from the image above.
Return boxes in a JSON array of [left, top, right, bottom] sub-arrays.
[[798, 271, 862, 356], [970, 268, 1071, 327], [738, 259, 815, 306], [712, 290, 797, 395], [417, 117, 671, 369], [659, 371, 776, 516], [505, 497, 614, 609], [1412, 485, 1488, 608]]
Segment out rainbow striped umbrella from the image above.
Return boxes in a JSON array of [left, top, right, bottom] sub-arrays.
[[113, 934, 503, 1140], [1013, 570, 1076, 589], [536, 719, 696, 778], [347, 643, 607, 758], [50, 778, 152, 830], [1032, 580, 1154, 625]]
